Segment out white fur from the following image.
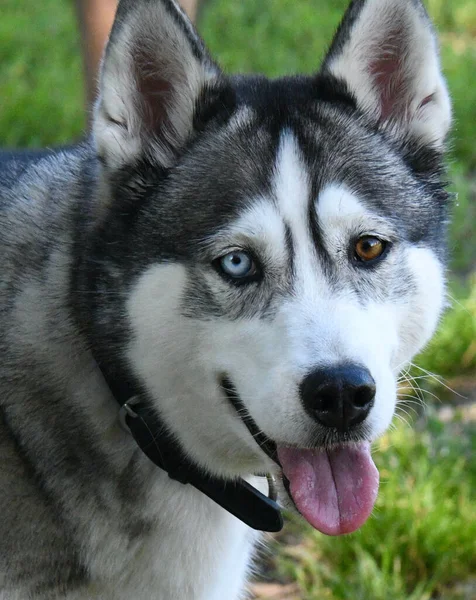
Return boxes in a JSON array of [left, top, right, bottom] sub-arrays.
[[316, 184, 395, 241], [392, 245, 446, 369], [80, 474, 262, 600], [274, 131, 310, 241]]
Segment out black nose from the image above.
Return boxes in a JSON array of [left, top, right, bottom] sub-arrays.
[[300, 364, 375, 432]]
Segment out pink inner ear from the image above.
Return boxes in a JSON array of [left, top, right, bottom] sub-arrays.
[[134, 45, 174, 134], [369, 28, 409, 123]]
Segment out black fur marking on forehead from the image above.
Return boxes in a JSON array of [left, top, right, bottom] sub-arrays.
[[284, 223, 296, 282], [193, 81, 237, 133], [229, 74, 357, 123], [308, 193, 334, 280]]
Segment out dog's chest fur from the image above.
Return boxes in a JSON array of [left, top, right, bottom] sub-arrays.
[[0, 468, 259, 600], [78, 480, 260, 600]]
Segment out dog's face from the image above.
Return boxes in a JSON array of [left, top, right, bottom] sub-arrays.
[[90, 0, 451, 535]]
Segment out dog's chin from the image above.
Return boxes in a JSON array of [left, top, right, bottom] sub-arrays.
[[220, 376, 380, 537]]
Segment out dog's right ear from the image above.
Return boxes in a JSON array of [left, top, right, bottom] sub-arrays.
[[320, 0, 451, 149], [93, 0, 223, 170]]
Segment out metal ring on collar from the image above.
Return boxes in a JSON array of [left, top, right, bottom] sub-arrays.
[[118, 396, 141, 433], [266, 473, 278, 502]]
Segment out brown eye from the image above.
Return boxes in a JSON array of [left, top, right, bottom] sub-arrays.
[[354, 236, 386, 262]]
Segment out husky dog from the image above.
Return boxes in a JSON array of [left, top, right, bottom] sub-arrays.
[[0, 0, 452, 598]]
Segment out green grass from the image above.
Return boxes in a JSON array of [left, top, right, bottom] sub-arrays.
[[1, 1, 475, 598], [0, 0, 84, 147]]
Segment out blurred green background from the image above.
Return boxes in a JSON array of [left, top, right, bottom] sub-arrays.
[[1, 1, 475, 598]]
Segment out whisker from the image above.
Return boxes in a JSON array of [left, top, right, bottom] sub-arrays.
[[398, 372, 427, 407], [409, 363, 467, 399], [393, 412, 411, 428], [396, 401, 420, 417], [446, 292, 471, 315]]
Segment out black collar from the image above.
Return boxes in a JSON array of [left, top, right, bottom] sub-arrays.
[[98, 361, 283, 532]]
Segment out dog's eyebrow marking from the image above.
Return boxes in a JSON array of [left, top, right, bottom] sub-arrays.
[[315, 186, 372, 258], [316, 185, 396, 248], [317, 185, 369, 226], [217, 199, 285, 248]]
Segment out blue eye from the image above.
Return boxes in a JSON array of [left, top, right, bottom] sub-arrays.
[[219, 251, 256, 279]]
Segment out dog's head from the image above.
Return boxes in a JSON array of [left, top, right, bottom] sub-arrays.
[[88, 0, 451, 535]]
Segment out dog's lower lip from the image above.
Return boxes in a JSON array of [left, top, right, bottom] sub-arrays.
[[220, 376, 279, 466]]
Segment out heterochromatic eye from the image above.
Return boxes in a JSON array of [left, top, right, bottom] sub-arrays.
[[354, 236, 387, 262], [219, 250, 256, 279]]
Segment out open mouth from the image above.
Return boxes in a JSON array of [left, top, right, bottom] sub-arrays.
[[221, 376, 380, 536]]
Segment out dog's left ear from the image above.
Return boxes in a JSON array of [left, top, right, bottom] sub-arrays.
[[93, 0, 224, 170], [321, 0, 451, 148]]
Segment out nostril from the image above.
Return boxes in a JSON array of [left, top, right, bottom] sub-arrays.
[[353, 384, 376, 408]]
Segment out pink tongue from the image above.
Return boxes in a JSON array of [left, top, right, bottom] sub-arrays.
[[277, 442, 379, 536]]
